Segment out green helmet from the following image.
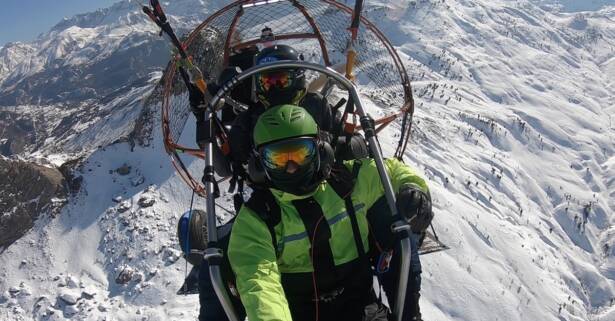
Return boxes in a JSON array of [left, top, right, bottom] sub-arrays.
[[253, 104, 318, 147]]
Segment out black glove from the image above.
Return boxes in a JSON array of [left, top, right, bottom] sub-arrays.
[[188, 81, 205, 106], [396, 183, 433, 233]]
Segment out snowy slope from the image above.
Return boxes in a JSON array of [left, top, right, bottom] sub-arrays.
[[365, 1, 615, 320], [532, 0, 615, 12], [1, 0, 615, 321], [0, 119, 201, 320]]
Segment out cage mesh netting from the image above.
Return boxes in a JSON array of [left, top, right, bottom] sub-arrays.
[[161, 0, 413, 196]]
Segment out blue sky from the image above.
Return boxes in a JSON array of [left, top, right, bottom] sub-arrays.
[[2, 1, 613, 47], [0, 0, 119, 46]]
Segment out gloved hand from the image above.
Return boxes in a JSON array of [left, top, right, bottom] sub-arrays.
[[396, 183, 433, 233]]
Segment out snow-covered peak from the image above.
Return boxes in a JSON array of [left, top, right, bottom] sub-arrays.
[[0, 0, 233, 160], [0, 43, 36, 84], [49, 1, 143, 33], [531, 0, 615, 12], [47, 0, 213, 32], [41, 0, 216, 46], [0, 0, 221, 105]]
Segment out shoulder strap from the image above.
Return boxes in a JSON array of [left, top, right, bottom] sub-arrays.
[[327, 160, 361, 199], [293, 197, 337, 280], [328, 161, 368, 264], [244, 188, 281, 254]]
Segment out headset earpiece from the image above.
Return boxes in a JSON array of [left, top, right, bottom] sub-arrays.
[[248, 151, 268, 185], [318, 140, 335, 179]]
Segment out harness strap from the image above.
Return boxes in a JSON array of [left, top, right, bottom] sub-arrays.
[[328, 161, 369, 268], [232, 175, 245, 214], [346, 196, 366, 259], [346, 162, 369, 267], [293, 197, 337, 280], [327, 162, 356, 197]]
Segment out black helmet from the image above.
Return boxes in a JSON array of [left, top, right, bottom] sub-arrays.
[[254, 45, 306, 107], [256, 44, 299, 62]]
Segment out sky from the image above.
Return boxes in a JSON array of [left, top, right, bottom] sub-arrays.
[[0, 0, 119, 47], [2, 1, 614, 47]]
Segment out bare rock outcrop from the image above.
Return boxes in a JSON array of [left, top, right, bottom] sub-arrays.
[[0, 157, 67, 248]]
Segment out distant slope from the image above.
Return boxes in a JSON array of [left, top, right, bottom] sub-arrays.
[[531, 0, 615, 12]]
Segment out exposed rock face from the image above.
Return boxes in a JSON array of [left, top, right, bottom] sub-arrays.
[[0, 110, 39, 156], [129, 100, 158, 149], [58, 157, 83, 195], [115, 266, 135, 285], [0, 158, 67, 248]]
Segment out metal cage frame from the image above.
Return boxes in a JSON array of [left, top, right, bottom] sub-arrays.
[[160, 0, 415, 196]]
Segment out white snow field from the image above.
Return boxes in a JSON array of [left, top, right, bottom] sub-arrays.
[[532, 0, 615, 12], [1, 0, 615, 320]]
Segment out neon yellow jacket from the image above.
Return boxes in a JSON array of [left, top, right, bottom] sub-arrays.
[[228, 158, 428, 321]]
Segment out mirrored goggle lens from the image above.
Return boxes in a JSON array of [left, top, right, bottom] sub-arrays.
[[258, 71, 292, 91], [261, 138, 316, 171]]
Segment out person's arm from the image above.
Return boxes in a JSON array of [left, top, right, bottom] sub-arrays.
[[228, 207, 292, 321], [355, 158, 432, 232], [356, 158, 429, 197]]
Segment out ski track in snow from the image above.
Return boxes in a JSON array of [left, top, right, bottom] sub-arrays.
[[1, 0, 615, 320]]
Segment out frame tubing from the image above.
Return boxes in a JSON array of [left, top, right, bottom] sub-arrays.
[[203, 109, 241, 321]]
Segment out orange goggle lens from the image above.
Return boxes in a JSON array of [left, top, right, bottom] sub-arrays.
[[258, 70, 291, 91], [261, 138, 317, 171]]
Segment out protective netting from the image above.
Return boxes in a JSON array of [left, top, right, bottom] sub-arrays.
[[161, 0, 413, 195]]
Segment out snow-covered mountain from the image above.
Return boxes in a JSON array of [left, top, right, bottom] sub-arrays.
[[1, 0, 615, 320], [0, 0, 227, 158], [533, 0, 615, 12], [0, 0, 218, 99], [0, 1, 163, 106]]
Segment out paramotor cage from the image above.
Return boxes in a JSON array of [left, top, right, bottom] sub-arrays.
[[160, 0, 414, 196]]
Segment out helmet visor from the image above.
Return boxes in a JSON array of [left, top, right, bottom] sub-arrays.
[[260, 138, 317, 172], [258, 70, 292, 91]]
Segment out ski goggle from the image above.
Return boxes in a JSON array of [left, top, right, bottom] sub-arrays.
[[257, 70, 293, 91], [260, 138, 317, 171]]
